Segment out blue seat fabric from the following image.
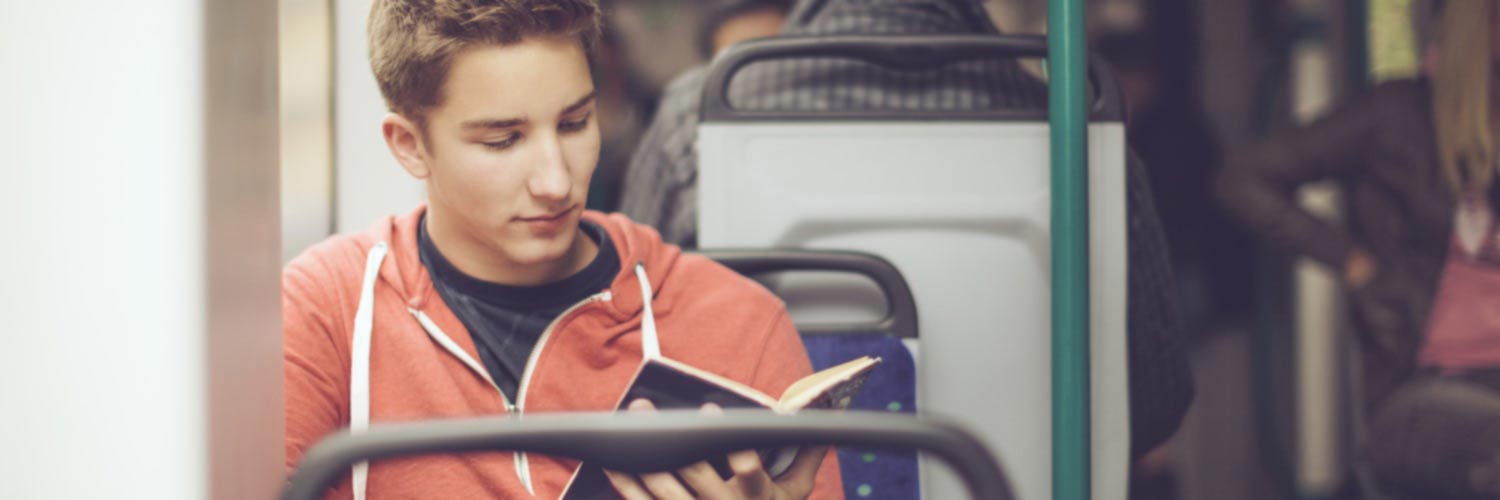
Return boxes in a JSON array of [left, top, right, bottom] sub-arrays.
[[802, 334, 919, 499]]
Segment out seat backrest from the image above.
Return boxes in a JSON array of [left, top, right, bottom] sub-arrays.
[[704, 249, 920, 500], [696, 34, 1131, 500]]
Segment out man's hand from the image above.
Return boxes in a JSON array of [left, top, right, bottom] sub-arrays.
[[602, 399, 828, 500]]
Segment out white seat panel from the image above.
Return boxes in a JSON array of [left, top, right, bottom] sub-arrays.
[[699, 121, 1130, 500]]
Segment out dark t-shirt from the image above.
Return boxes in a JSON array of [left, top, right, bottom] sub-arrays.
[[418, 217, 621, 401]]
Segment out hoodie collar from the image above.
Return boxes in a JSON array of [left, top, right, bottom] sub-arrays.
[[582, 211, 681, 321], [368, 205, 681, 322]]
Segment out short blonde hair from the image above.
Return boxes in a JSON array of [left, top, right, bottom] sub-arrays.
[[1432, 0, 1495, 193], [368, 0, 602, 126]]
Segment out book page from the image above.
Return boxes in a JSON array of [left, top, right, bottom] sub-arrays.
[[776, 356, 880, 412]]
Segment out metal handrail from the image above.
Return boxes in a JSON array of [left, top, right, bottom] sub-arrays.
[[699, 248, 919, 339], [281, 411, 1015, 500]]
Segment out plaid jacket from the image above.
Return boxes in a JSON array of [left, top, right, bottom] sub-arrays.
[[619, 0, 1192, 459]]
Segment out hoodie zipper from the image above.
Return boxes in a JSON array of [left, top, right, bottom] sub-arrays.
[[406, 308, 527, 489], [510, 290, 613, 494]]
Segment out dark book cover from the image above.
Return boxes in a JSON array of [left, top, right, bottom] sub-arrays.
[[560, 355, 877, 499], [560, 358, 772, 499]]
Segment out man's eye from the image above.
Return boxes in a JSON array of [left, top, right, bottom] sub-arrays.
[[559, 114, 591, 133], [483, 134, 520, 150]]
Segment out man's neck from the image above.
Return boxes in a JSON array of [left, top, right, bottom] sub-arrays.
[[425, 206, 600, 287]]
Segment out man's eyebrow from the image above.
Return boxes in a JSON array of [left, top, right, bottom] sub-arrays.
[[458, 92, 595, 130], [561, 92, 597, 115], [461, 116, 526, 130]]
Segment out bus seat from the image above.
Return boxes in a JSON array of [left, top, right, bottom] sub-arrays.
[[695, 35, 1131, 500], [704, 249, 920, 500]]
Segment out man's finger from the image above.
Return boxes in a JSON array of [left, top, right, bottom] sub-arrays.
[[604, 469, 654, 500], [619, 399, 688, 497], [675, 460, 734, 500], [727, 449, 774, 498], [773, 445, 831, 498], [628, 398, 657, 412], [640, 471, 695, 500], [782, 445, 831, 480]]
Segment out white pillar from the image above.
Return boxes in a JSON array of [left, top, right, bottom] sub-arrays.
[[0, 1, 282, 498], [1288, 0, 1348, 495]]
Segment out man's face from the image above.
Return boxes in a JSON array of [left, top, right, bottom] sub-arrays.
[[411, 36, 600, 270]]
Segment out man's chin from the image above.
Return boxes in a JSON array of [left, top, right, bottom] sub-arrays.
[[496, 234, 577, 267]]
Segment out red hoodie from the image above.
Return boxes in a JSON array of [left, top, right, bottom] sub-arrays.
[[283, 206, 842, 498]]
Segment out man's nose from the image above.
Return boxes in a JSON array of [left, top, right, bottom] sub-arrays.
[[527, 133, 572, 201]]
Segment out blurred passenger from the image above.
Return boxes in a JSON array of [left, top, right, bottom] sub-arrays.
[[619, 0, 1194, 462], [281, 0, 841, 498], [697, 0, 793, 58], [1096, 31, 1250, 335], [621, 0, 1036, 247], [1217, 1, 1500, 497], [585, 0, 787, 212]]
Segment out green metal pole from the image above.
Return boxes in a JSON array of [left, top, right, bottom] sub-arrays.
[[1047, 0, 1090, 498]]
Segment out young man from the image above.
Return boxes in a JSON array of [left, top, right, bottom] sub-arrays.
[[281, 1, 841, 498]]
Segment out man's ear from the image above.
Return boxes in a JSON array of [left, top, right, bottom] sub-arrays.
[[382, 113, 432, 179]]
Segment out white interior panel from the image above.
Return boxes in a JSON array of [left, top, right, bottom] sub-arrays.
[[335, 0, 425, 232], [699, 121, 1129, 500]]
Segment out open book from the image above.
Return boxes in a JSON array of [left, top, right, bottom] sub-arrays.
[[559, 355, 881, 499]]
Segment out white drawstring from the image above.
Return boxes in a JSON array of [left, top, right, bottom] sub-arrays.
[[634, 264, 661, 360], [350, 241, 388, 500], [408, 308, 501, 392], [407, 307, 536, 495], [345, 248, 658, 498]]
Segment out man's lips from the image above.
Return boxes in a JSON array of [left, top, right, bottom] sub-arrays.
[[516, 205, 575, 222]]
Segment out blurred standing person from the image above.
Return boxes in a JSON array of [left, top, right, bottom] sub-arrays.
[[1100, 28, 1228, 500], [1097, 31, 1249, 335], [1218, 1, 1500, 498]]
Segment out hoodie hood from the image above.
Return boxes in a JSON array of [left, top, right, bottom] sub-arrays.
[[365, 205, 681, 323], [786, 0, 999, 36]]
